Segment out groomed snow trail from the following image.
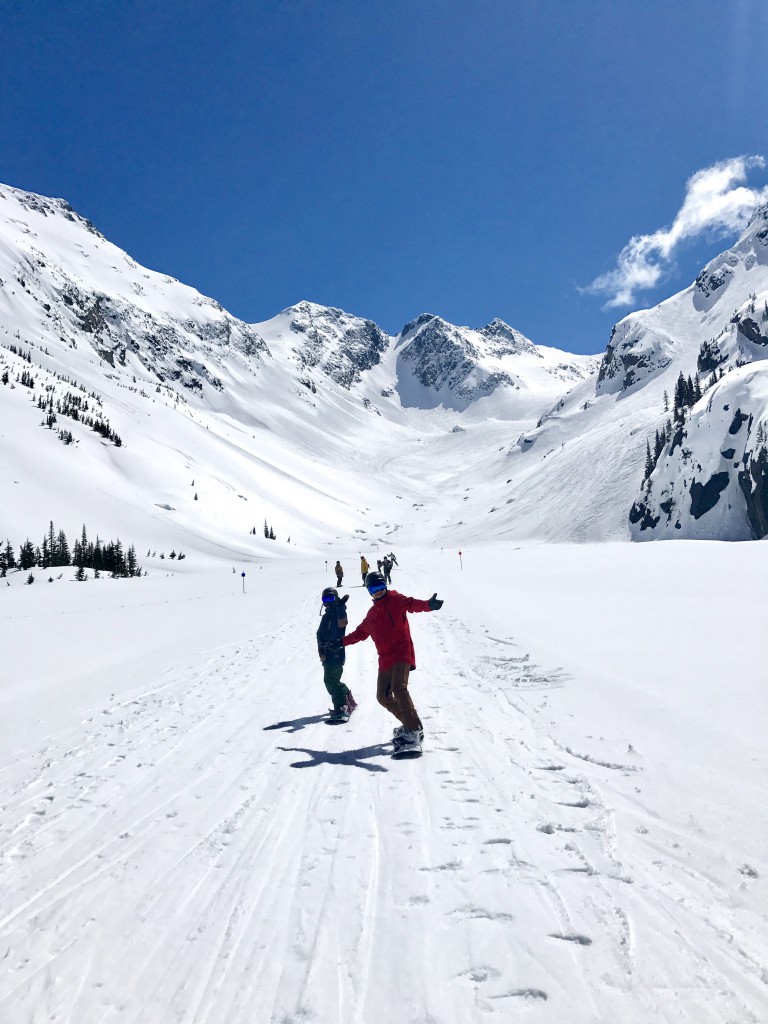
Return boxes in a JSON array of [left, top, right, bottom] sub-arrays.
[[1, 556, 766, 1024]]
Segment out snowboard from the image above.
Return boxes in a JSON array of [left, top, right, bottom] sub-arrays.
[[391, 741, 422, 758], [326, 710, 349, 724]]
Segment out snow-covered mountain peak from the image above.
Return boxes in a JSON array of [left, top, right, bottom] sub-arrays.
[[0, 182, 106, 241], [394, 312, 592, 412], [254, 300, 389, 389], [481, 317, 540, 358]]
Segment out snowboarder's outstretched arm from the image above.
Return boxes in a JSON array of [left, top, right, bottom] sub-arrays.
[[343, 622, 370, 647], [401, 593, 443, 613], [343, 607, 372, 647]]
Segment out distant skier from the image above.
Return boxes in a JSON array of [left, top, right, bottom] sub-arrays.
[[360, 555, 369, 584], [317, 587, 356, 723], [342, 571, 443, 755], [382, 556, 392, 584], [335, 560, 343, 587], [387, 551, 399, 566]]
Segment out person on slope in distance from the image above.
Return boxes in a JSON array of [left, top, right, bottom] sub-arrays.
[[360, 555, 369, 584], [335, 560, 343, 587], [317, 587, 356, 722], [342, 571, 443, 751], [382, 556, 393, 584]]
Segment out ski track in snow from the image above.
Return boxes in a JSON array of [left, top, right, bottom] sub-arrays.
[[1, 580, 766, 1023]]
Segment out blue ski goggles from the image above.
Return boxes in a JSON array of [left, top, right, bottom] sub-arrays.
[[322, 594, 337, 604], [367, 582, 387, 594]]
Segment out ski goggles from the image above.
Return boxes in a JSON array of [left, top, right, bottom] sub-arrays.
[[322, 594, 337, 604], [367, 582, 387, 594]]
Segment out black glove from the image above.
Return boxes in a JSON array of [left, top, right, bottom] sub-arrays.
[[428, 593, 443, 610], [340, 594, 349, 605]]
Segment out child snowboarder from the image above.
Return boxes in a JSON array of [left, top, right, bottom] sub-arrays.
[[317, 587, 356, 722], [342, 571, 443, 754], [335, 560, 343, 587]]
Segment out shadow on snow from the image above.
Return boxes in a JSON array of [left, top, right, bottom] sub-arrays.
[[277, 743, 391, 772], [263, 714, 327, 733]]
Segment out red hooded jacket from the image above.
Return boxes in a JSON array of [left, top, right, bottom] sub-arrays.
[[343, 590, 432, 670]]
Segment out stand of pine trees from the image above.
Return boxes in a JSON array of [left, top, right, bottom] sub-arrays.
[[0, 522, 141, 578], [36, 391, 122, 446]]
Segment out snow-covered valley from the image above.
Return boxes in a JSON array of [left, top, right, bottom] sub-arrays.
[[2, 181, 768, 1023], [2, 544, 766, 1024]]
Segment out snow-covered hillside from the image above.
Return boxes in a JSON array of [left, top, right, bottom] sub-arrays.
[[2, 179, 768, 565], [1, 544, 766, 1023], [0, 181, 595, 559], [492, 206, 768, 541]]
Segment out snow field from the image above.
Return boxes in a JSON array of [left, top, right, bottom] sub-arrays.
[[1, 543, 766, 1023]]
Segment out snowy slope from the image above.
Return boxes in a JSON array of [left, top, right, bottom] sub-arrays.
[[485, 206, 768, 541], [1, 545, 766, 1023]]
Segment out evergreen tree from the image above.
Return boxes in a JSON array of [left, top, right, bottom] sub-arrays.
[[264, 519, 269, 538], [19, 539, 36, 570], [56, 528, 70, 566], [663, 390, 669, 412], [644, 441, 653, 480], [673, 372, 686, 417], [127, 545, 138, 577]]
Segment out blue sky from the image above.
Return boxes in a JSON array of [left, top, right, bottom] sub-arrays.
[[3, 0, 768, 354]]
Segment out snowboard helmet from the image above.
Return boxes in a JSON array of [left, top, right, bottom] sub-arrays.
[[321, 586, 338, 605], [365, 571, 387, 595]]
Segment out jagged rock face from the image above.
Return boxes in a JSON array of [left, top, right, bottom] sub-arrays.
[[280, 301, 388, 388], [739, 444, 768, 538], [596, 320, 673, 394], [481, 318, 540, 358], [629, 367, 768, 540], [397, 313, 518, 405], [0, 187, 105, 239], [693, 205, 768, 309], [394, 314, 586, 410], [55, 284, 267, 391]]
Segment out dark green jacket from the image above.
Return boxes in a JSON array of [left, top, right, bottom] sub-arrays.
[[317, 596, 348, 664]]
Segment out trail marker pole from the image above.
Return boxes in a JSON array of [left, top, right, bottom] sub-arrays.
[[241, 571, 246, 593], [459, 550, 463, 571]]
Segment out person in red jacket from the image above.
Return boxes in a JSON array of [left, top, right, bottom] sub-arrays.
[[342, 570, 443, 750]]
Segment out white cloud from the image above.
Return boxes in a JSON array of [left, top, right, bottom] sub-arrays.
[[585, 156, 768, 308]]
